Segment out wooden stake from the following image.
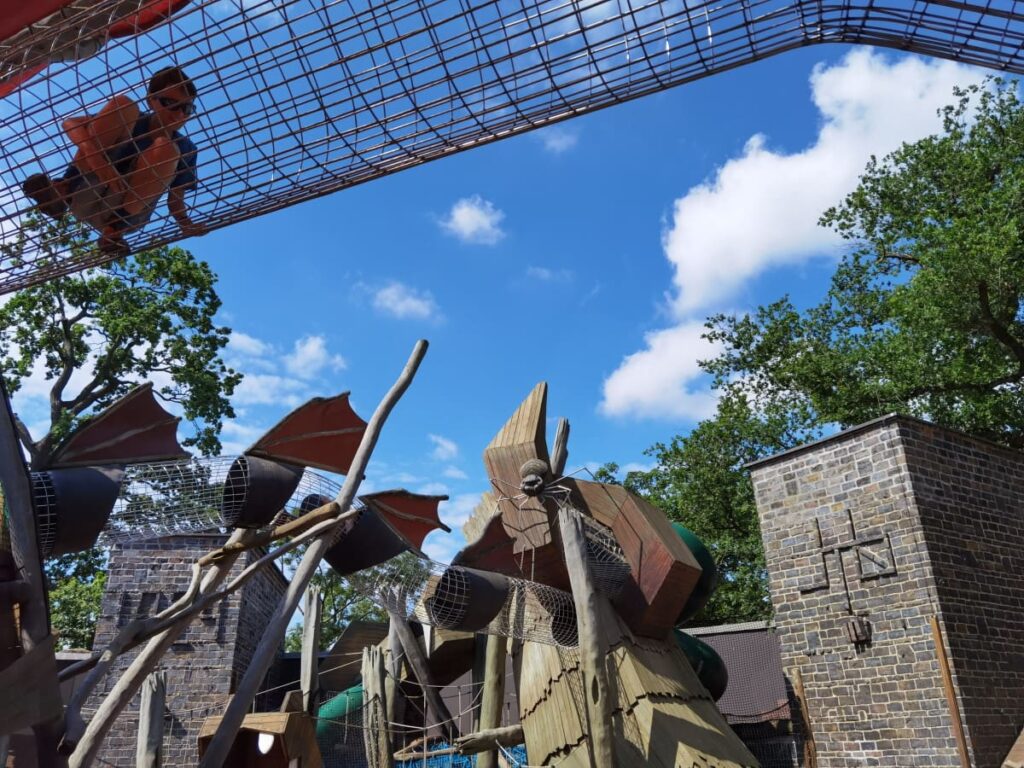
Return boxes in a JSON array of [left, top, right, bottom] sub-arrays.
[[386, 609, 459, 739], [200, 340, 429, 768], [301, 587, 322, 716], [455, 724, 525, 754], [931, 615, 970, 768], [788, 666, 817, 768], [135, 671, 165, 768], [550, 418, 570, 477], [557, 505, 616, 768], [476, 634, 507, 768], [385, 614, 403, 729], [0, 379, 65, 767], [372, 645, 394, 768]]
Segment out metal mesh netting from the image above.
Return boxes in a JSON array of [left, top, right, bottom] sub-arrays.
[[371, 556, 579, 647], [33, 455, 345, 550], [1, 0, 1024, 291]]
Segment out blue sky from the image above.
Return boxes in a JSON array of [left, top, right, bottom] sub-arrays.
[[12, 44, 990, 564]]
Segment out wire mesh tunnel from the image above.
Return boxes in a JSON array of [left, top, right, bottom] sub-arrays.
[[32, 454, 347, 555], [1, 0, 1024, 292]]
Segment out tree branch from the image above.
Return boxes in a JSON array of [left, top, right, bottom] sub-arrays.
[[977, 280, 1024, 365]]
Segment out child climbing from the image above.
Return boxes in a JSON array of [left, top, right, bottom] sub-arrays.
[[22, 65, 205, 254]]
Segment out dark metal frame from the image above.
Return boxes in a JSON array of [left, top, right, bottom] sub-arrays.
[[1, 0, 1022, 292]]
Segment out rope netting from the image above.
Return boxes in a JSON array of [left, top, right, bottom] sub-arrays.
[[1, 0, 1023, 292]]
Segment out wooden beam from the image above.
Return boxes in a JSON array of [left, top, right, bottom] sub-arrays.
[[455, 724, 524, 755], [550, 418, 570, 477], [788, 666, 817, 768], [475, 634, 507, 768], [301, 587, 322, 716], [386, 609, 459, 739], [0, 379, 65, 767], [931, 616, 970, 768], [557, 505, 617, 768], [0, 635, 62, 735], [135, 671, 165, 768], [200, 340, 429, 768], [384, 614, 403, 729]]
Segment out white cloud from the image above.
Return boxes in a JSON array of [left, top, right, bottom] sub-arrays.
[[283, 335, 346, 379], [372, 282, 441, 321], [233, 373, 307, 407], [441, 493, 481, 530], [537, 126, 579, 154], [422, 530, 466, 564], [417, 481, 450, 496], [442, 466, 468, 480], [601, 321, 722, 420], [429, 433, 458, 461], [440, 195, 506, 245], [229, 331, 272, 358], [665, 50, 981, 315], [219, 419, 266, 455], [602, 50, 982, 421], [526, 266, 573, 282]]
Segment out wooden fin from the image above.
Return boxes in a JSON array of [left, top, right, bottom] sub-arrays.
[[482, 385, 563, 582]]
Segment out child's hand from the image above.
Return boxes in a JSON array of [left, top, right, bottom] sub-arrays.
[[179, 219, 208, 238]]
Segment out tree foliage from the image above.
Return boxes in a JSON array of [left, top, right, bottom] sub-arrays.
[[0, 214, 239, 648], [618, 78, 1024, 625], [0, 215, 240, 467], [283, 551, 430, 653], [705, 78, 1024, 447]]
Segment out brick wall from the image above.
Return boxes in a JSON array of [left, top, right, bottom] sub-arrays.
[[898, 420, 1024, 767], [750, 417, 957, 767], [750, 415, 1024, 768], [89, 534, 288, 767]]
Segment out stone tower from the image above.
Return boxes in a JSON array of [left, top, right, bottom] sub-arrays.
[[88, 534, 288, 766], [750, 415, 1024, 767]]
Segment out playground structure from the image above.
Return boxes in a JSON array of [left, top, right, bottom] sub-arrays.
[[3, 1, 1024, 766], [0, 0, 1021, 292], [1, 345, 746, 767]]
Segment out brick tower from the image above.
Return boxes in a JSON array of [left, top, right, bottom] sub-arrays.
[[88, 534, 288, 766], [750, 415, 1024, 767]]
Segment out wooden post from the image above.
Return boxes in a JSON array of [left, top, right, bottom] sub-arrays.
[[372, 645, 394, 768], [386, 609, 459, 739], [788, 666, 817, 768], [476, 634, 507, 768], [557, 505, 616, 768], [361, 648, 377, 768], [301, 586, 322, 716], [550, 418, 570, 478], [200, 340, 428, 768], [135, 671, 166, 768], [385, 613, 403, 729], [931, 616, 970, 768], [0, 379, 66, 768]]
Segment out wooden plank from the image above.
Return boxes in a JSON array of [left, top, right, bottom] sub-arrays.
[[136, 671, 165, 768], [301, 587, 322, 716], [0, 380, 64, 765], [931, 616, 970, 768], [557, 505, 617, 768], [789, 666, 817, 768], [1003, 727, 1024, 768], [0, 634, 62, 736]]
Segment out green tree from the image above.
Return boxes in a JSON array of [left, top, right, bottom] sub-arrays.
[[705, 78, 1024, 448], [0, 214, 240, 649], [283, 551, 430, 652], [607, 395, 809, 625], [620, 79, 1024, 625]]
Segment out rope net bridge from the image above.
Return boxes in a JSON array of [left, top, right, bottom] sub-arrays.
[[1, 0, 1023, 292]]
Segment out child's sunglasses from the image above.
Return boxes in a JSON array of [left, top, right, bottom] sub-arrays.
[[156, 96, 196, 116]]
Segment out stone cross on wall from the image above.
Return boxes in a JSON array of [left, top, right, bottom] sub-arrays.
[[799, 509, 896, 612]]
